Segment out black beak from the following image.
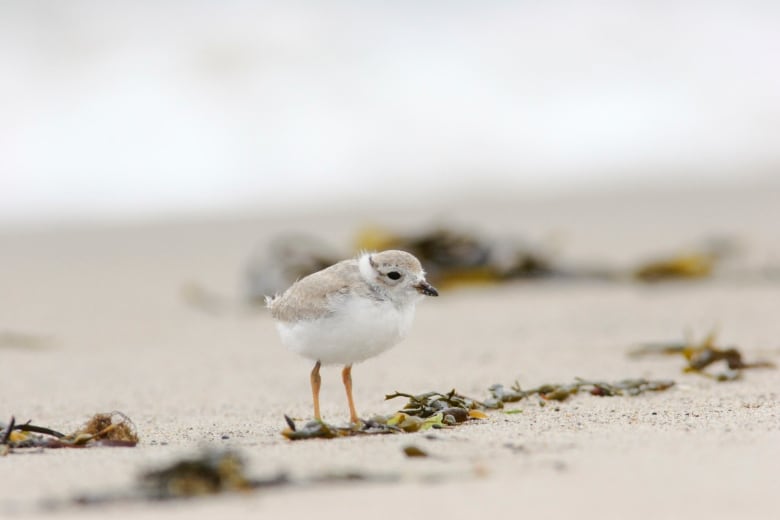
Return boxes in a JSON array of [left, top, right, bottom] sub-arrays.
[[415, 280, 439, 297]]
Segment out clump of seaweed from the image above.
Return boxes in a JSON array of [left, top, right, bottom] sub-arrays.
[[630, 331, 776, 381], [633, 238, 738, 283], [0, 416, 63, 453], [385, 389, 490, 420], [282, 378, 675, 441], [62, 411, 139, 446], [140, 450, 254, 499], [247, 226, 563, 299], [402, 445, 429, 458], [63, 448, 399, 509], [281, 415, 399, 440], [0, 412, 138, 454], [356, 226, 558, 287], [282, 388, 495, 440], [68, 450, 287, 506], [247, 228, 763, 297], [488, 378, 675, 405], [634, 253, 715, 282], [280, 406, 480, 441], [388, 380, 674, 412]]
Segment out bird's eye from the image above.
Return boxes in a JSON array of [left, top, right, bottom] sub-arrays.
[[387, 271, 402, 280]]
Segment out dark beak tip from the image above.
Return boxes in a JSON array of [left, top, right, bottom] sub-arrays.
[[417, 281, 439, 297]]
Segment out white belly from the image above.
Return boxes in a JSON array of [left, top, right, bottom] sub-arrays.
[[276, 297, 417, 365]]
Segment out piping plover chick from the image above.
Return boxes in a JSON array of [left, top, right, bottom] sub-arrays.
[[266, 249, 438, 424]]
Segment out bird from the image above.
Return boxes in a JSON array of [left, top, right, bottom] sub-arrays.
[[266, 249, 438, 424]]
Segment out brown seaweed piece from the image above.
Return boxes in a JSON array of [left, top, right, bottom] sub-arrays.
[[633, 237, 740, 282], [356, 226, 558, 287], [70, 450, 290, 506], [59, 411, 138, 447], [283, 389, 489, 441], [281, 412, 449, 440], [0, 416, 66, 453], [69, 449, 395, 508], [402, 445, 429, 458], [634, 252, 714, 282], [489, 378, 675, 404], [282, 415, 403, 440], [630, 331, 775, 380], [1, 412, 138, 453], [281, 391, 492, 441], [140, 450, 399, 497], [282, 379, 675, 440], [141, 450, 254, 499], [384, 389, 491, 417]]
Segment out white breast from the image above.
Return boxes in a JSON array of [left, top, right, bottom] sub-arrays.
[[276, 296, 418, 366]]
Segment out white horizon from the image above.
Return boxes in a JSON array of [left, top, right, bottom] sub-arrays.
[[2, 1, 779, 223]]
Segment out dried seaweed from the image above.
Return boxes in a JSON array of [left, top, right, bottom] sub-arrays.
[[248, 227, 776, 296], [630, 331, 775, 381], [140, 450, 254, 499], [488, 378, 675, 404], [60, 412, 139, 446], [0, 416, 65, 454], [634, 253, 715, 282], [282, 378, 674, 441], [633, 238, 740, 282], [281, 390, 495, 440], [402, 445, 429, 458], [247, 227, 563, 298], [1, 412, 138, 454], [281, 412, 453, 440], [139, 450, 398, 500], [386, 379, 674, 414], [65, 449, 396, 508], [384, 389, 489, 418], [356, 226, 558, 287], [282, 416, 383, 440]]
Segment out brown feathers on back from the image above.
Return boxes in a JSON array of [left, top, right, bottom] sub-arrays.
[[266, 259, 363, 322]]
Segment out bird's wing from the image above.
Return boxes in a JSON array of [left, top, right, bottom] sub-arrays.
[[267, 259, 362, 322]]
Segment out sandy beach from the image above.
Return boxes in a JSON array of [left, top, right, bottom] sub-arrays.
[[2, 184, 779, 519]]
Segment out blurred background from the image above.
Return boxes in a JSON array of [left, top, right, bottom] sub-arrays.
[[1, 1, 779, 226]]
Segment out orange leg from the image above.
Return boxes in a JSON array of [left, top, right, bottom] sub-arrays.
[[310, 361, 322, 420], [342, 365, 359, 424]]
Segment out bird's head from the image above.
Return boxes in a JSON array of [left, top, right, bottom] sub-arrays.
[[358, 250, 438, 303]]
